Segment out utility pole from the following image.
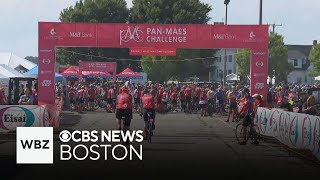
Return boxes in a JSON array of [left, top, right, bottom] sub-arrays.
[[259, 0, 263, 24], [223, 0, 230, 87], [268, 23, 282, 33]]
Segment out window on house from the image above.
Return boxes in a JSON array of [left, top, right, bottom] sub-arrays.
[[228, 55, 232, 62], [293, 59, 298, 66], [228, 69, 232, 74], [217, 69, 219, 77], [305, 75, 308, 83], [297, 77, 302, 83], [217, 56, 221, 62]]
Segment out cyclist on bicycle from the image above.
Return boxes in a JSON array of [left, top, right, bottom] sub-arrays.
[[239, 88, 257, 145], [141, 89, 156, 139], [115, 86, 133, 145]]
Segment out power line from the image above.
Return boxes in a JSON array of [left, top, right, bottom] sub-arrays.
[[57, 49, 241, 62], [268, 23, 282, 33]]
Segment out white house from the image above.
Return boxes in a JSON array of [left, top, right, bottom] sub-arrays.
[[0, 52, 37, 73], [286, 45, 315, 85], [212, 49, 237, 82]]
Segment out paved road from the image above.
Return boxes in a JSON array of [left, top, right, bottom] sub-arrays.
[[1, 109, 320, 179]]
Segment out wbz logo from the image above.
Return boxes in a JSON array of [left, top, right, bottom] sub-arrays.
[[17, 127, 53, 164]]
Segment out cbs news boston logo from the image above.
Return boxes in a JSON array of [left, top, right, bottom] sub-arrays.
[[16, 127, 144, 164]]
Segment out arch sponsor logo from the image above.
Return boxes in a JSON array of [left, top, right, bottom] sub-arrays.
[[0, 106, 35, 130], [313, 117, 320, 154], [279, 112, 290, 144], [302, 116, 312, 149], [289, 114, 299, 147], [268, 109, 280, 137], [258, 108, 269, 134]]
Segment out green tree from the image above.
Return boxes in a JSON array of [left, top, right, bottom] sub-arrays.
[[268, 33, 292, 83], [131, 0, 214, 81], [310, 43, 320, 77], [236, 49, 250, 77], [57, 0, 141, 72], [236, 33, 292, 84]]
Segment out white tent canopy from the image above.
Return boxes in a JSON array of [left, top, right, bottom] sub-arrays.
[[0, 64, 28, 78], [0, 53, 36, 72], [315, 76, 320, 81]]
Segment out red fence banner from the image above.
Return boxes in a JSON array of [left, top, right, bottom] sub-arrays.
[[79, 61, 117, 75], [130, 47, 176, 56]]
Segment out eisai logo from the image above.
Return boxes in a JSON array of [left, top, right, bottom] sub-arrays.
[[0, 106, 35, 130]]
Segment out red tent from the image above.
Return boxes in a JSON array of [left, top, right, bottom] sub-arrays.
[[116, 68, 142, 79], [82, 70, 112, 78], [60, 66, 79, 77]]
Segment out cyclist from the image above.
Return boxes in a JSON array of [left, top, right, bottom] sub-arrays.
[[199, 89, 207, 117], [226, 87, 237, 122], [87, 84, 96, 111], [107, 85, 116, 113], [238, 88, 257, 145], [77, 86, 85, 113], [133, 86, 142, 113], [115, 86, 133, 145], [141, 89, 156, 139], [194, 84, 201, 113], [185, 85, 192, 113], [170, 89, 178, 112]]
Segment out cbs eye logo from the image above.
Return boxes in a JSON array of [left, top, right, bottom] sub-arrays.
[[59, 130, 71, 142]]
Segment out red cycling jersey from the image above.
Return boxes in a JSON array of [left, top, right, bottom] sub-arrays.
[[88, 88, 95, 99], [185, 87, 191, 97], [195, 87, 201, 97], [78, 89, 84, 98], [142, 95, 155, 109], [69, 91, 75, 100], [107, 89, 114, 99], [162, 91, 167, 99], [116, 93, 132, 109], [170, 92, 177, 100]]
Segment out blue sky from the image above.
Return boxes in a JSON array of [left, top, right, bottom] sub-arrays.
[[0, 0, 319, 58]]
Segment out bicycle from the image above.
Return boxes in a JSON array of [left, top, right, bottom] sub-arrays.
[[235, 120, 261, 145], [146, 112, 154, 143]]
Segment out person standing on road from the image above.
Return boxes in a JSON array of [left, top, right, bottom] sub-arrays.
[[226, 87, 237, 122], [0, 87, 7, 105], [115, 86, 133, 145]]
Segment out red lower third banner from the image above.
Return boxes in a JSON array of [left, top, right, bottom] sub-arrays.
[[130, 47, 176, 56]]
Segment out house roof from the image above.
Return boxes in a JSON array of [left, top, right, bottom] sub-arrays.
[[286, 45, 312, 57], [0, 53, 37, 70]]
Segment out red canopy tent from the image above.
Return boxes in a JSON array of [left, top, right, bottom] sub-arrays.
[[60, 66, 79, 77], [116, 68, 142, 79], [82, 70, 112, 78]]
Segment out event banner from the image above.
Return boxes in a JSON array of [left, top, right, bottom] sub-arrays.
[[79, 62, 117, 75], [0, 105, 49, 133], [129, 47, 176, 56], [39, 22, 268, 105], [255, 107, 320, 160]]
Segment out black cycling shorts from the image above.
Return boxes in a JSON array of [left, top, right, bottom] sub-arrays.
[[88, 98, 95, 102], [116, 109, 132, 125], [143, 109, 156, 122], [243, 113, 253, 127]]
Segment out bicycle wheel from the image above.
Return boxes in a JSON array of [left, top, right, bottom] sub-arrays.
[[235, 123, 248, 143], [252, 125, 261, 143], [148, 120, 152, 143], [93, 100, 100, 110]]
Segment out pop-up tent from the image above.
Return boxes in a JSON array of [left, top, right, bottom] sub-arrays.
[[0, 64, 29, 78], [82, 71, 112, 79], [116, 68, 142, 79], [60, 66, 80, 78], [25, 65, 63, 81]]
